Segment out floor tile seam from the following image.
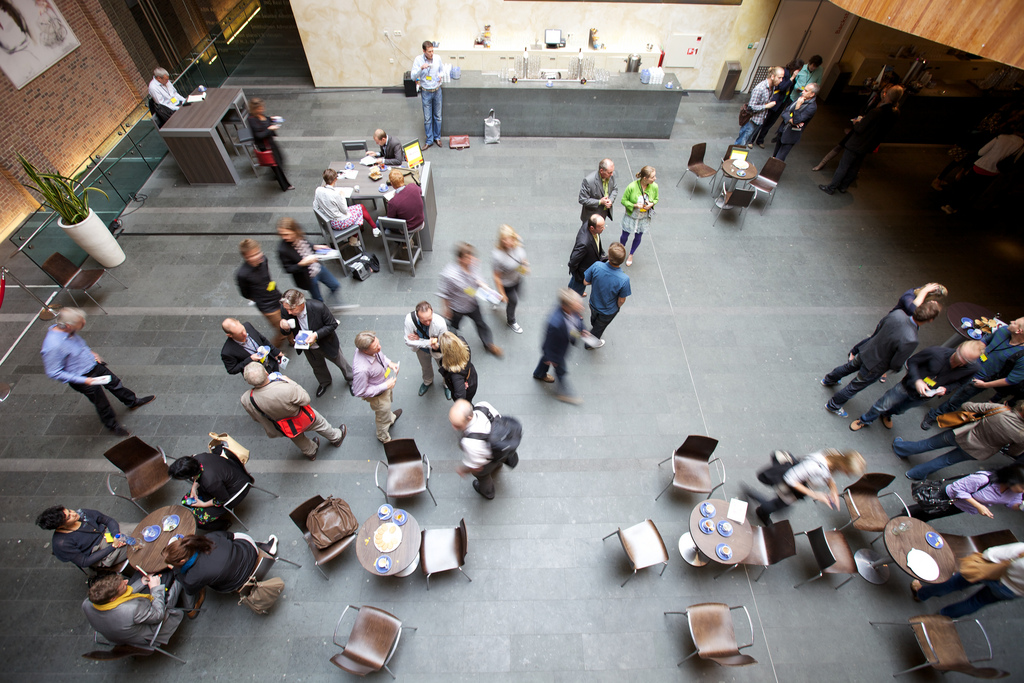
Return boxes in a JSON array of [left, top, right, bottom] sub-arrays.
[[743, 564, 782, 683]]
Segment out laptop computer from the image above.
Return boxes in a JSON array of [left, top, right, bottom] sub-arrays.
[[729, 148, 748, 162]]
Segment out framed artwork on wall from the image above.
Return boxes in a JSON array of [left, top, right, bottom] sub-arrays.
[[0, 0, 80, 90]]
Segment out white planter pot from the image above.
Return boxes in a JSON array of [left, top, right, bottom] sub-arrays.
[[58, 210, 125, 268]]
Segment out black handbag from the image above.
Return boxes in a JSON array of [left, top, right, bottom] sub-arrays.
[[910, 473, 992, 515]]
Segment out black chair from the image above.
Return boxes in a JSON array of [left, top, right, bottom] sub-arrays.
[[331, 605, 416, 678], [231, 125, 260, 177], [656, 435, 724, 502], [103, 437, 171, 514], [748, 156, 785, 214], [793, 527, 858, 590], [711, 188, 756, 228], [313, 206, 363, 277], [41, 252, 127, 314], [217, 449, 280, 531], [377, 217, 423, 277], [342, 140, 369, 160], [714, 519, 797, 582], [288, 495, 356, 579]]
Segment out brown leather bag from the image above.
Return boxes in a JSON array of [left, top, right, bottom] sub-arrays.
[[958, 550, 1023, 583], [306, 496, 358, 549], [936, 405, 1010, 429]]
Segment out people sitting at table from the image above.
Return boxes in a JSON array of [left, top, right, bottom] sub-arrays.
[[744, 449, 866, 525], [385, 169, 424, 232], [314, 168, 379, 234], [912, 541, 1024, 617], [82, 572, 185, 647], [162, 531, 277, 615], [168, 449, 254, 531], [368, 129, 404, 166], [36, 506, 128, 571], [907, 464, 1024, 522]]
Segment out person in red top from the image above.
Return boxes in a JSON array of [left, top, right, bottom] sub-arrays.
[[385, 169, 424, 231]]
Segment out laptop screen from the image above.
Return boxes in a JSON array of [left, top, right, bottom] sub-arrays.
[[403, 140, 424, 168], [729, 148, 748, 161]]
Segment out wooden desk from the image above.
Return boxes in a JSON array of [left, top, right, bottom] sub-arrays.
[[160, 87, 247, 184], [687, 498, 753, 565], [327, 161, 436, 251], [127, 505, 195, 574], [884, 517, 957, 584], [355, 512, 421, 577]]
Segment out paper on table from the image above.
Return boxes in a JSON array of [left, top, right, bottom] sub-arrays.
[[315, 249, 341, 260], [186, 93, 206, 103], [340, 169, 358, 180], [337, 187, 353, 199], [360, 155, 378, 166], [380, 189, 396, 201], [727, 498, 748, 523]]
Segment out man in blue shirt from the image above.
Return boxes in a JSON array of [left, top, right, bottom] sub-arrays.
[[41, 308, 154, 436], [411, 41, 444, 148], [922, 317, 1024, 429], [583, 242, 631, 347]]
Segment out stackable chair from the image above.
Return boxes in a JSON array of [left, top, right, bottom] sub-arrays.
[[602, 519, 669, 587], [656, 435, 724, 502], [664, 603, 757, 667]]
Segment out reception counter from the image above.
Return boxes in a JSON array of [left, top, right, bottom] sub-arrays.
[[439, 71, 683, 139]]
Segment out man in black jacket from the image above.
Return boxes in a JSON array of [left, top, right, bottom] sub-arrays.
[[236, 239, 286, 347], [822, 300, 940, 417], [567, 214, 606, 296], [820, 85, 904, 195], [369, 129, 404, 166], [221, 318, 283, 376], [37, 506, 127, 570], [278, 289, 353, 397]]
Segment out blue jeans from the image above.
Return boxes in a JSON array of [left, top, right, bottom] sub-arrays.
[[916, 572, 1018, 618], [860, 383, 924, 424], [567, 275, 585, 296], [735, 120, 759, 146], [421, 88, 442, 143], [925, 381, 983, 422], [824, 356, 883, 409], [307, 267, 340, 302], [893, 429, 957, 457]]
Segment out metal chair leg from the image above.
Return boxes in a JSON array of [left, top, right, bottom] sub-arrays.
[[225, 507, 248, 531], [834, 575, 854, 590], [601, 530, 619, 541], [676, 169, 689, 188], [654, 480, 674, 502], [459, 567, 472, 582], [104, 270, 128, 288], [620, 571, 636, 588], [251, 484, 280, 498], [315, 563, 328, 580], [275, 555, 302, 568], [659, 562, 668, 577], [153, 646, 187, 664], [83, 290, 109, 314], [425, 573, 431, 590]]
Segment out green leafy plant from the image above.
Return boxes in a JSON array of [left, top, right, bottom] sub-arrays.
[[16, 153, 108, 225]]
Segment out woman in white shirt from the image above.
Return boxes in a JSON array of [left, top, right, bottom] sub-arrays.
[[913, 542, 1024, 617], [314, 169, 378, 233], [491, 224, 529, 334], [746, 448, 866, 525]]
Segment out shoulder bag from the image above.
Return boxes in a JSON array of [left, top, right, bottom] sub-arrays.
[[248, 390, 316, 438], [738, 103, 752, 126], [910, 473, 991, 516], [238, 575, 285, 614], [959, 549, 1024, 584], [936, 404, 1010, 429], [208, 432, 250, 464], [306, 496, 358, 549]]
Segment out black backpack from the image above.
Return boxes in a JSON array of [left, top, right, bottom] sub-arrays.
[[464, 405, 522, 460]]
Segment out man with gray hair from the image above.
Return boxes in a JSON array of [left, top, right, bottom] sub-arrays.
[[352, 331, 402, 443], [404, 301, 448, 397], [240, 363, 346, 460], [148, 67, 182, 127], [41, 308, 154, 436], [578, 158, 618, 228], [278, 289, 354, 397], [735, 66, 784, 148]]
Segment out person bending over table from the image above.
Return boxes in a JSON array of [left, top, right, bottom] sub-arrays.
[[744, 449, 866, 526], [82, 572, 184, 646], [907, 464, 1024, 522], [368, 129, 404, 166], [314, 168, 378, 234], [912, 541, 1024, 617], [169, 450, 254, 530], [37, 506, 128, 571], [162, 531, 278, 616], [385, 169, 424, 231]]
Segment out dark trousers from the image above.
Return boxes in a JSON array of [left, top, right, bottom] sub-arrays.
[[303, 345, 354, 387], [772, 141, 795, 161], [826, 149, 867, 191], [916, 572, 1018, 618], [504, 282, 520, 325], [589, 306, 618, 339], [473, 450, 519, 499], [449, 305, 494, 348], [755, 105, 784, 144], [567, 275, 585, 296], [269, 164, 291, 191], [824, 356, 883, 408], [534, 357, 571, 396], [68, 363, 138, 429]]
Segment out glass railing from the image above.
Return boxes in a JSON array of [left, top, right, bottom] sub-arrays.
[[7, 0, 270, 270]]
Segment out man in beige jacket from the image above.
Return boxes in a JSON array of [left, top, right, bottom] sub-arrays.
[[893, 400, 1024, 480], [241, 364, 346, 460]]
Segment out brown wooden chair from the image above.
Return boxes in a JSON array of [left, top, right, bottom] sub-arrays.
[[41, 252, 126, 314], [943, 529, 1018, 561], [715, 519, 797, 582], [420, 518, 472, 590], [288, 494, 356, 579], [602, 519, 669, 587], [664, 603, 757, 667], [331, 605, 416, 678], [676, 142, 718, 200], [748, 156, 785, 214], [841, 472, 910, 534], [655, 435, 724, 502], [83, 621, 186, 664], [711, 188, 756, 227], [870, 615, 1008, 678], [793, 527, 858, 590], [103, 437, 170, 514], [375, 438, 436, 506]]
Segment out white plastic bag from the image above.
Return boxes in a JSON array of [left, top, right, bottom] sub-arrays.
[[484, 109, 500, 144]]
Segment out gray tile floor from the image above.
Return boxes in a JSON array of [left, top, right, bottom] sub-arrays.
[[1, 69, 1023, 681]]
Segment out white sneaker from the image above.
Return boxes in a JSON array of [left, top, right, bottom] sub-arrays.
[[587, 338, 605, 349], [509, 322, 523, 334], [581, 333, 600, 349], [266, 534, 278, 555]]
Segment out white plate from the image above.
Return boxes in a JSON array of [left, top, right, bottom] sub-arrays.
[[733, 160, 749, 170], [907, 548, 940, 581]]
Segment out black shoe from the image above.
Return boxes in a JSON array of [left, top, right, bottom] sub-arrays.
[[755, 506, 773, 526], [418, 383, 430, 396], [836, 188, 847, 194], [348, 384, 355, 396], [330, 424, 347, 447], [129, 395, 155, 410], [444, 386, 452, 400], [316, 383, 331, 398], [391, 409, 402, 426], [472, 479, 495, 500], [110, 424, 131, 437], [818, 184, 835, 195], [308, 436, 320, 461]]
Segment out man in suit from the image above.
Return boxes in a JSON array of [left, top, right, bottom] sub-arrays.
[[278, 289, 353, 397], [578, 159, 618, 228], [820, 85, 904, 195], [241, 363, 346, 460], [533, 288, 597, 404], [369, 129, 404, 166], [771, 83, 818, 161], [82, 572, 184, 647], [221, 318, 283, 376], [822, 301, 941, 417], [404, 300, 449, 397], [567, 214, 606, 296]]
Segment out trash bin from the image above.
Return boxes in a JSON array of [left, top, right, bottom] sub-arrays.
[[715, 61, 741, 101], [403, 71, 417, 98]]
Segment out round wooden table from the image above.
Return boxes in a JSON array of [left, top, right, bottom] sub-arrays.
[[716, 159, 759, 208], [128, 504, 196, 574], [355, 511, 421, 577], [686, 499, 754, 566], [945, 302, 996, 343], [883, 517, 957, 584]]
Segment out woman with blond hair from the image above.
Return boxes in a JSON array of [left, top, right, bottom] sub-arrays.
[[276, 217, 341, 303], [619, 165, 658, 267], [491, 224, 529, 334], [745, 448, 866, 525], [438, 331, 477, 402]]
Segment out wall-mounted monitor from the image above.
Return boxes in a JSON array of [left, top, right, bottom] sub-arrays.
[[544, 29, 562, 47]]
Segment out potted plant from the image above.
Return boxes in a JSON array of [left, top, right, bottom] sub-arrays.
[[16, 153, 125, 267]]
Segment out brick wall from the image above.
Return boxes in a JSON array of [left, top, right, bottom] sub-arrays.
[[0, 0, 147, 238]]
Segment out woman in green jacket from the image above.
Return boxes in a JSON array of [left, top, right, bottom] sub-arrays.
[[619, 166, 658, 266]]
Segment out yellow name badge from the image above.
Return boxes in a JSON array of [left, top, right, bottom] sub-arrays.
[[267, 281, 276, 291], [425, 75, 433, 81], [384, 367, 392, 378], [104, 532, 115, 543], [924, 377, 936, 387], [980, 353, 988, 362], [463, 287, 477, 297]]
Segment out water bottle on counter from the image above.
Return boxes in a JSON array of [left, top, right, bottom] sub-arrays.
[[640, 68, 651, 85]]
